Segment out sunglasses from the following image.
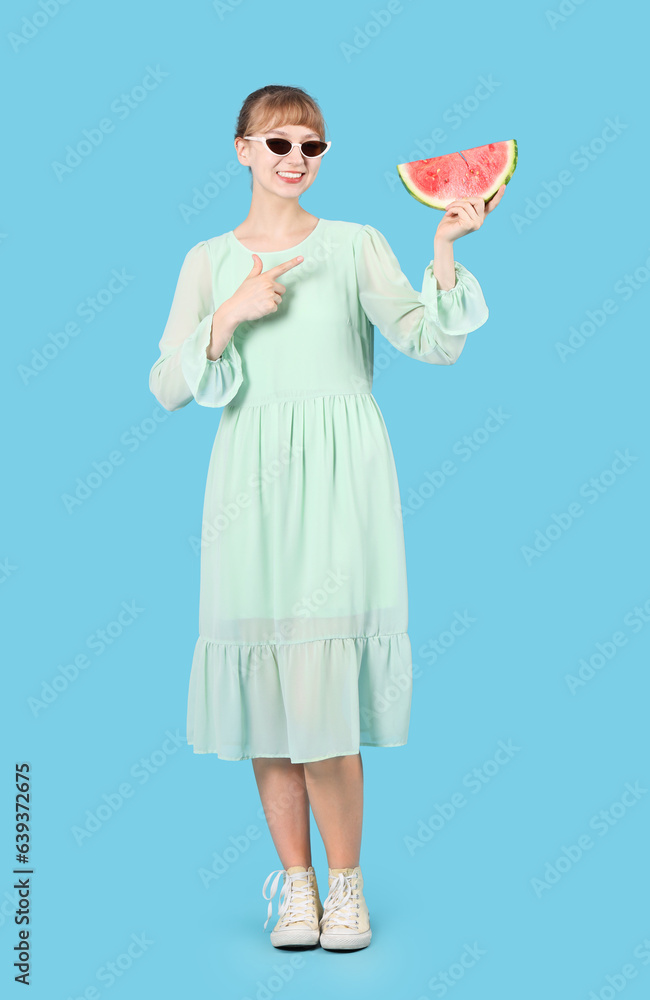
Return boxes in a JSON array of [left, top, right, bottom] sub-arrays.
[[243, 135, 332, 159]]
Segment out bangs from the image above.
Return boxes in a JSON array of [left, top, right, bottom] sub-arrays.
[[249, 96, 325, 140]]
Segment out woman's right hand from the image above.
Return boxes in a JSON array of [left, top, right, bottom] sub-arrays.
[[226, 254, 305, 324]]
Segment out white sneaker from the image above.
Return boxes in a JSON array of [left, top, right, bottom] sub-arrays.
[[319, 866, 372, 950], [262, 866, 323, 947]]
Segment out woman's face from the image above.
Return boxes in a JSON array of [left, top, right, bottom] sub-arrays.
[[236, 121, 325, 200]]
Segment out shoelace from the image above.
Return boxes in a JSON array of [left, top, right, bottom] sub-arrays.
[[321, 871, 361, 929], [262, 869, 317, 931]]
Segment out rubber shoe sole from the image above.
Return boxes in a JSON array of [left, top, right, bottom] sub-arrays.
[[271, 925, 321, 947], [320, 927, 372, 950]]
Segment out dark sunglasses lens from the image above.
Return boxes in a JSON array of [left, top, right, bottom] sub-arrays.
[[265, 138, 292, 155], [265, 138, 327, 157], [302, 141, 327, 157]]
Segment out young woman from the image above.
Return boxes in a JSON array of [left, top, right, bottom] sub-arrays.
[[149, 84, 504, 952]]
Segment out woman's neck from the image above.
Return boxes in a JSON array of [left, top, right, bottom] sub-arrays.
[[232, 208, 320, 251]]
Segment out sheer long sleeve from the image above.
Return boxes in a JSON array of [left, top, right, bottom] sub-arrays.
[[353, 224, 489, 366], [149, 240, 244, 411]]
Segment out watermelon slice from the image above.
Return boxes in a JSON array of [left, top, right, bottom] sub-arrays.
[[397, 139, 517, 210]]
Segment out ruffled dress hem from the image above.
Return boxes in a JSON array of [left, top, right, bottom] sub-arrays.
[[185, 741, 408, 763], [186, 630, 413, 764]]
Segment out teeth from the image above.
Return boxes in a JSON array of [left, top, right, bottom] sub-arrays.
[[278, 171, 303, 178]]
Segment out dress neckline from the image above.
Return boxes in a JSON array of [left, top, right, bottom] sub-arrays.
[[228, 218, 323, 254]]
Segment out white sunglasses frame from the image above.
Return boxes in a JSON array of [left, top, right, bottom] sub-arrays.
[[243, 135, 332, 159]]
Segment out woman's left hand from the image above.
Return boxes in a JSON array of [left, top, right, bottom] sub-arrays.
[[435, 183, 506, 244]]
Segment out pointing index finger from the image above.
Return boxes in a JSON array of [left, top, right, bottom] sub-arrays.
[[263, 255, 304, 276]]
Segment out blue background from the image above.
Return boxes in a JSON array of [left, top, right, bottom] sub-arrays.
[[2, 1, 649, 997]]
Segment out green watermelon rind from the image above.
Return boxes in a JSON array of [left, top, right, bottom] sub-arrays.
[[396, 139, 518, 211]]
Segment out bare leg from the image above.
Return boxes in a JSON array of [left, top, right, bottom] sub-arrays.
[[251, 757, 312, 870], [303, 753, 364, 869]]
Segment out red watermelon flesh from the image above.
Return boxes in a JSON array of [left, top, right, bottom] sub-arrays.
[[397, 139, 517, 210]]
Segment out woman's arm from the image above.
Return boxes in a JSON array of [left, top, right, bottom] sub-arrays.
[[432, 185, 506, 290], [353, 224, 490, 366], [149, 241, 244, 411], [432, 236, 457, 291]]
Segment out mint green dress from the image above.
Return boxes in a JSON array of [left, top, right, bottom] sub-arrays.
[[149, 218, 489, 763]]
